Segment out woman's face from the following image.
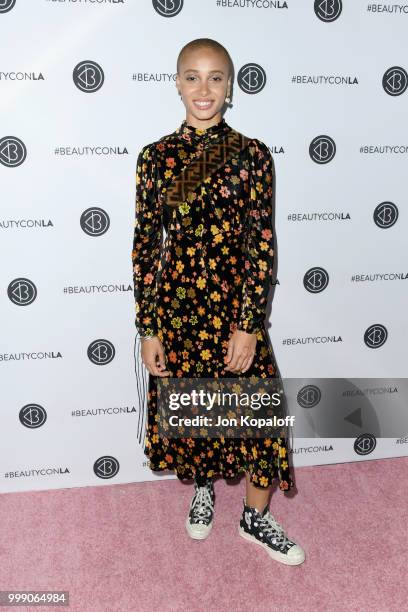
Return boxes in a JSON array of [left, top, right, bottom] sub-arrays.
[[176, 47, 231, 126]]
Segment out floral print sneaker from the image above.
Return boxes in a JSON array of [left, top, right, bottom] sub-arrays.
[[185, 480, 215, 540], [238, 497, 305, 565]]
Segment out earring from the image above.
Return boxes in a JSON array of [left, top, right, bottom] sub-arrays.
[[225, 96, 231, 103]]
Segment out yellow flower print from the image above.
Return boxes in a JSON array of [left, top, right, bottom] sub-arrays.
[[214, 233, 223, 245], [210, 225, 220, 235], [212, 316, 222, 330], [201, 349, 211, 361], [260, 241, 269, 252], [196, 362, 204, 372], [171, 317, 182, 329], [222, 220, 230, 231], [189, 315, 198, 325], [259, 476, 269, 487], [221, 245, 229, 255], [182, 361, 190, 372], [176, 261, 184, 273], [187, 246, 196, 257], [176, 287, 186, 299], [164, 169, 173, 180], [210, 291, 221, 302], [279, 447, 287, 458], [194, 224, 204, 236], [259, 260, 267, 272], [199, 330, 209, 340], [179, 202, 190, 216], [196, 276, 206, 289]]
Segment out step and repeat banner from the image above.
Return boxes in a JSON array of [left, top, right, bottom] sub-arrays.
[[1, 0, 407, 494]]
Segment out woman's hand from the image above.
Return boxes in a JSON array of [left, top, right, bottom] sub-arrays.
[[223, 329, 257, 374], [140, 336, 171, 377]]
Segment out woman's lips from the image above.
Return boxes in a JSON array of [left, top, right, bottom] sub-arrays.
[[193, 100, 214, 110]]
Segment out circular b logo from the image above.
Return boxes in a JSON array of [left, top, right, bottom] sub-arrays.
[[364, 324, 388, 349], [0, 0, 16, 13], [19, 404, 47, 429], [7, 278, 37, 306], [80, 208, 110, 236], [87, 339, 115, 365], [94, 456, 120, 479], [304, 267, 329, 293], [354, 433, 376, 456], [73, 61, 104, 93], [373, 202, 398, 229], [382, 66, 408, 97], [0, 136, 27, 167], [152, 0, 183, 17], [309, 136, 336, 164], [314, 0, 342, 21], [297, 385, 321, 409], [237, 63, 267, 94]]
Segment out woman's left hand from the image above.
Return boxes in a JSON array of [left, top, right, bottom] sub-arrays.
[[223, 329, 257, 374]]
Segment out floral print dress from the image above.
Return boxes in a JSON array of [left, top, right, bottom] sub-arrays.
[[132, 117, 294, 491]]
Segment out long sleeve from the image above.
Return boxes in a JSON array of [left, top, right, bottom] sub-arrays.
[[237, 139, 275, 335], [131, 143, 162, 337]]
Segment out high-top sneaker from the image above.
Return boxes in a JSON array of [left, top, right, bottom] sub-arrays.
[[185, 480, 215, 540], [238, 497, 305, 565]]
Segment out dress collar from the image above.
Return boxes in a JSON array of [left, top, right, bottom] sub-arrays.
[[176, 116, 231, 144]]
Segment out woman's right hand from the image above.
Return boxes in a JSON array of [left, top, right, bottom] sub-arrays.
[[140, 336, 171, 377]]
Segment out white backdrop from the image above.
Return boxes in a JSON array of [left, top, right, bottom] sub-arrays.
[[1, 0, 407, 494]]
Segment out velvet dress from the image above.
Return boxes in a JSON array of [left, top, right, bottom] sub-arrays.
[[132, 117, 294, 491]]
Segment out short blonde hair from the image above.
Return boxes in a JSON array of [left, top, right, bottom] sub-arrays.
[[177, 38, 234, 80]]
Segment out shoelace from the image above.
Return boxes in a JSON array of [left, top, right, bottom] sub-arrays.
[[191, 486, 214, 522], [261, 511, 291, 549]]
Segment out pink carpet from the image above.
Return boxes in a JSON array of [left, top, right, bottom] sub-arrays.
[[1, 457, 406, 612]]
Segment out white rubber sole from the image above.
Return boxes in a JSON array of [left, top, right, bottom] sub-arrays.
[[185, 517, 213, 540], [238, 526, 305, 565]]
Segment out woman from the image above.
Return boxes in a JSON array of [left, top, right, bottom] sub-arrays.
[[132, 38, 305, 566]]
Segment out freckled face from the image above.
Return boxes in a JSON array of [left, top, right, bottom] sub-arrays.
[[176, 47, 231, 127]]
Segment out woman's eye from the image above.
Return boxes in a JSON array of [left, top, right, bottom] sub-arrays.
[[185, 76, 222, 82]]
